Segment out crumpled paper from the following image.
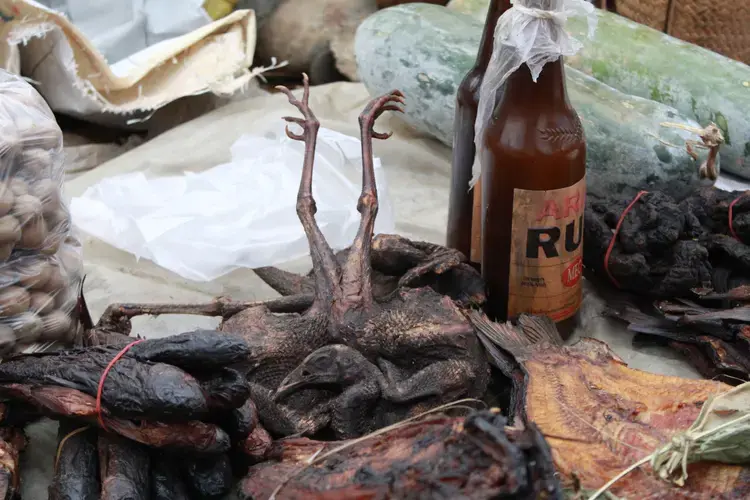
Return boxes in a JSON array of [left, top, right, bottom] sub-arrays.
[[70, 126, 396, 281]]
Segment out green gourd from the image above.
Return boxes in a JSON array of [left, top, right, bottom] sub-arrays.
[[354, 3, 716, 201], [448, 0, 750, 179]]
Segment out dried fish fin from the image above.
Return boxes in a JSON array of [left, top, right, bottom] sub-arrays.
[[518, 315, 564, 346], [469, 311, 531, 358], [468, 311, 563, 358]]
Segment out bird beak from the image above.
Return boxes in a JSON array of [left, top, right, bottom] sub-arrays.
[[275, 367, 320, 401], [274, 379, 308, 401]]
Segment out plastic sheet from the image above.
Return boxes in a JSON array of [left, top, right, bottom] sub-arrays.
[[70, 126, 396, 282], [0, 70, 82, 350]]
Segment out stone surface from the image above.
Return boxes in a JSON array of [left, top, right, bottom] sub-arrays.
[[255, 0, 378, 83]]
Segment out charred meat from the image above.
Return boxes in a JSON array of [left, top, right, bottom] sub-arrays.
[[83, 75, 490, 440], [238, 409, 561, 500]]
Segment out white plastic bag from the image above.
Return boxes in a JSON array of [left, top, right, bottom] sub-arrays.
[[70, 126, 396, 282]]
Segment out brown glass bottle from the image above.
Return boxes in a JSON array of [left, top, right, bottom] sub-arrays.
[[481, 58, 586, 338], [446, 0, 510, 263]]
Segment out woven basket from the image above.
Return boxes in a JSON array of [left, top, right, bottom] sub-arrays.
[[613, 0, 750, 65]]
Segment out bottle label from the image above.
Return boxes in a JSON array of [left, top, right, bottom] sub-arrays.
[[507, 176, 585, 322]]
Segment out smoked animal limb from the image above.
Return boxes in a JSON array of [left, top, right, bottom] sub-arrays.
[[338, 90, 405, 312], [82, 81, 485, 445], [661, 121, 724, 181], [94, 83, 406, 338], [255, 235, 476, 306], [0, 384, 231, 453], [276, 73, 343, 317], [93, 295, 312, 335]]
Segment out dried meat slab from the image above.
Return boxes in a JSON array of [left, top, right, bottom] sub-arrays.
[[238, 410, 562, 500], [0, 384, 231, 453], [518, 338, 750, 498], [49, 422, 99, 500], [604, 296, 750, 384]]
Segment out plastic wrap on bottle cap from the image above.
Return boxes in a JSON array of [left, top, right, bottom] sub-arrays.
[[471, 0, 597, 188], [0, 70, 82, 352]]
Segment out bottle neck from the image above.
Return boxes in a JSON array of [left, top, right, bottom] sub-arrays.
[[502, 57, 568, 108], [476, 0, 511, 68]]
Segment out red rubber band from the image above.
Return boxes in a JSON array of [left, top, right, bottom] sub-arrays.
[[96, 339, 144, 430], [604, 191, 649, 289], [728, 193, 749, 241]]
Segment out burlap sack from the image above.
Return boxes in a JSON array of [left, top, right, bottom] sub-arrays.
[[0, 0, 264, 126], [614, 0, 750, 65]]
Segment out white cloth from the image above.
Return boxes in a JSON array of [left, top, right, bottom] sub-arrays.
[[34, 0, 212, 66]]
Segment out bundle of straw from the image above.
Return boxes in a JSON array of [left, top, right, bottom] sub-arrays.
[[589, 382, 750, 499]]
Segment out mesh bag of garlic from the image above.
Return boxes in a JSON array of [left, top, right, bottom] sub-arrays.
[[0, 70, 82, 352]]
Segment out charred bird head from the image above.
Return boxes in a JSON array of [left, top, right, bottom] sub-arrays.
[[274, 344, 369, 400]]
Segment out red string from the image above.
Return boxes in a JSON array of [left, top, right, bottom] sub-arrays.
[[96, 339, 144, 429], [604, 191, 649, 289], [728, 192, 749, 241]]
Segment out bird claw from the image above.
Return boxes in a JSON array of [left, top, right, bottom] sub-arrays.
[[359, 90, 405, 141], [276, 73, 319, 142], [284, 125, 305, 141], [371, 131, 393, 140]]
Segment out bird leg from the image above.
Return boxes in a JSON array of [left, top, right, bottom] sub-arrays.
[[255, 234, 482, 306], [91, 76, 342, 337], [397, 247, 464, 289], [253, 266, 314, 297], [338, 90, 405, 314], [91, 295, 313, 337], [329, 383, 381, 439], [276, 73, 342, 316], [371, 235, 485, 307], [376, 357, 475, 404], [249, 383, 331, 437]]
